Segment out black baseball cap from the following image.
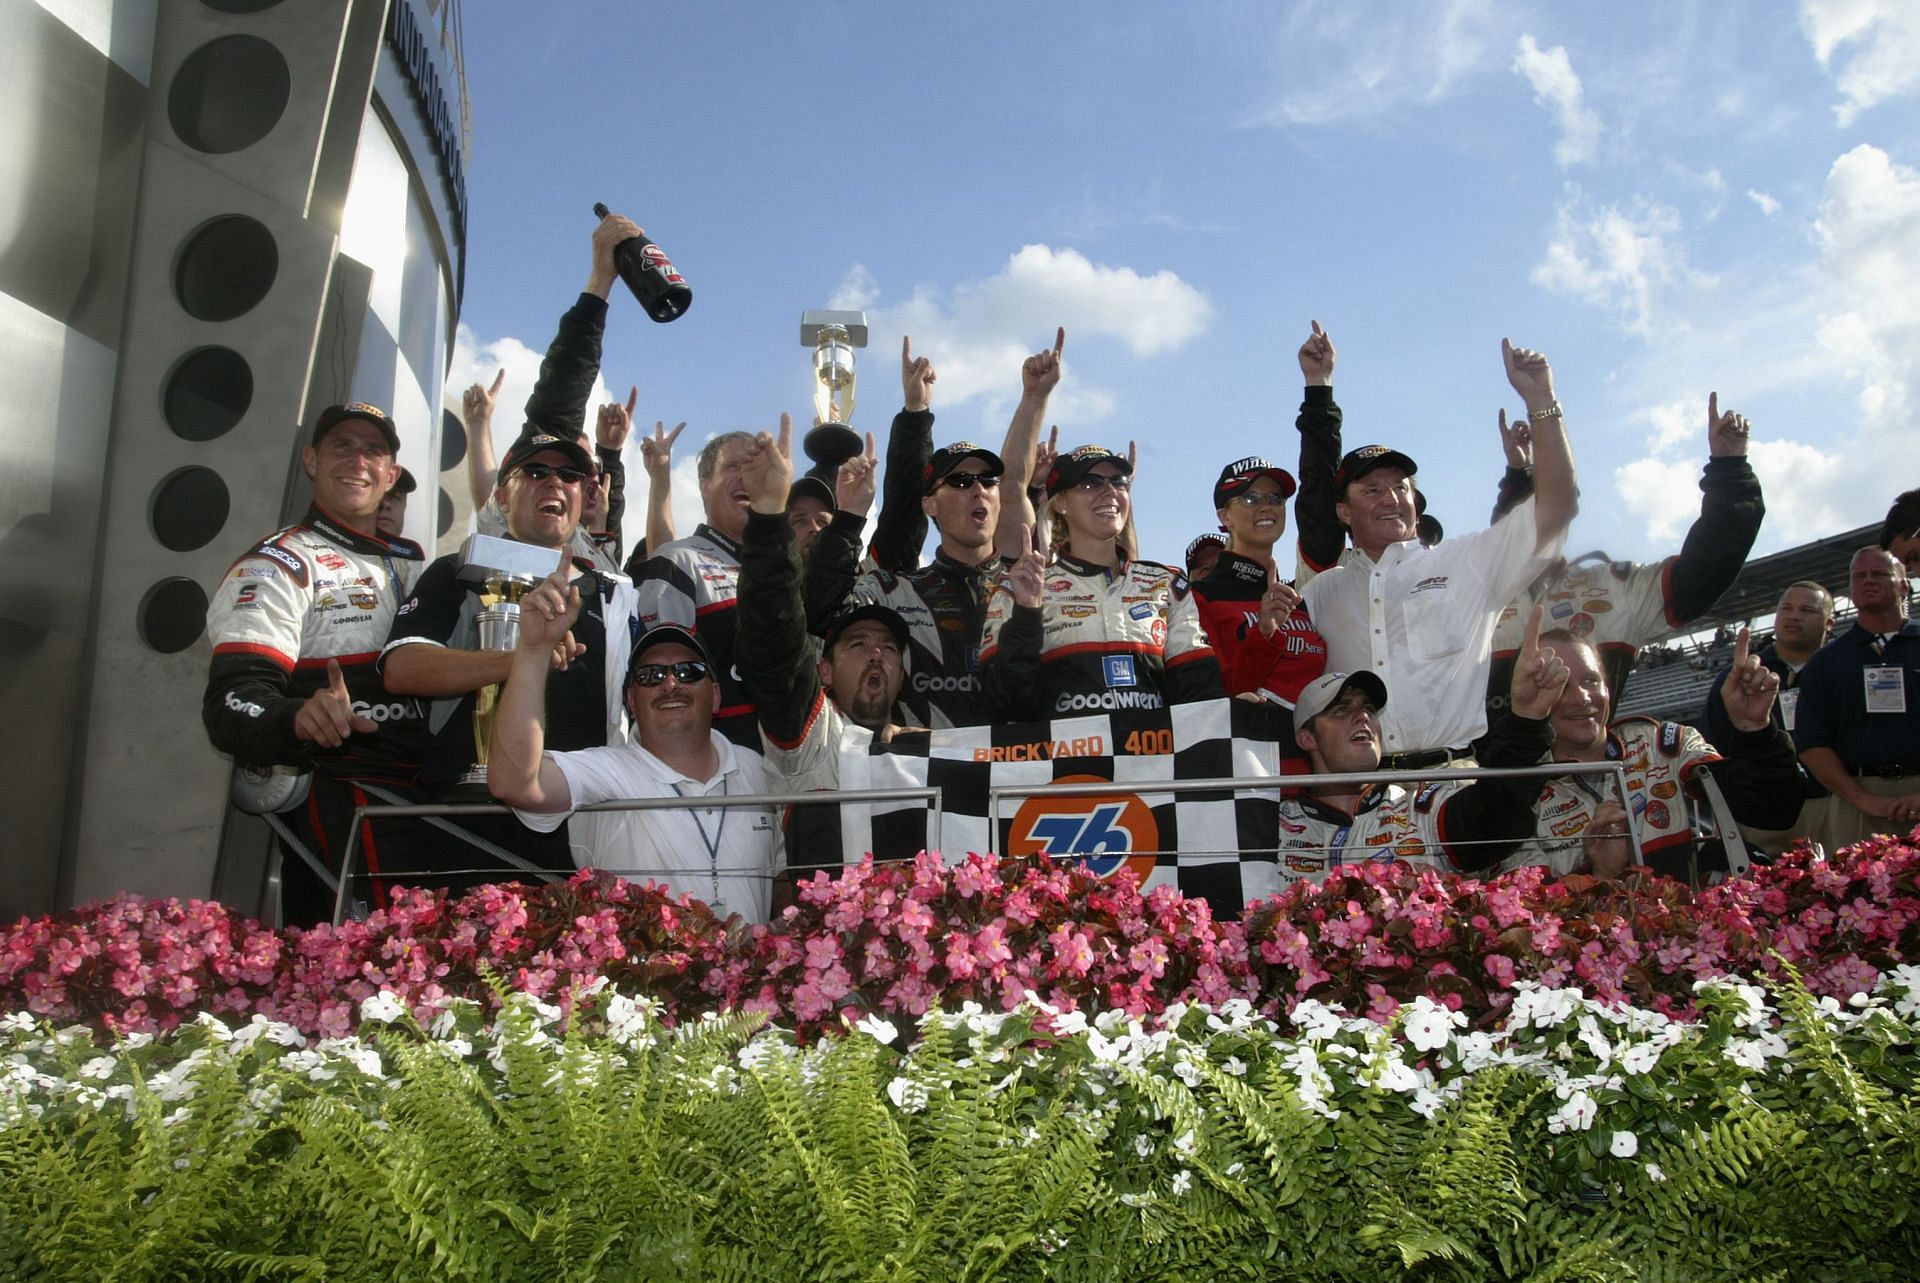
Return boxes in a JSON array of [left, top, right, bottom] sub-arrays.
[[391, 466, 418, 496], [923, 442, 1006, 493], [500, 433, 595, 480], [1185, 532, 1227, 571], [820, 602, 911, 656], [626, 623, 713, 684], [1213, 456, 1297, 508], [787, 474, 836, 511], [311, 402, 400, 454], [1333, 445, 1418, 491], [1045, 445, 1132, 498]]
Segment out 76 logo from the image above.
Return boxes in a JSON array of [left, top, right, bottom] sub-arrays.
[[1006, 776, 1160, 885]]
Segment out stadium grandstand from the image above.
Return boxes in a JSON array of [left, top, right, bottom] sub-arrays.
[[1614, 523, 1880, 725]]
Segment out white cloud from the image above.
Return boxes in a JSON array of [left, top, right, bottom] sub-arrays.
[[1512, 35, 1602, 166], [828, 264, 878, 311], [1608, 144, 1920, 553], [1798, 0, 1920, 125], [1530, 193, 1707, 334], [1249, 0, 1502, 126], [1747, 189, 1782, 216], [837, 245, 1210, 436]]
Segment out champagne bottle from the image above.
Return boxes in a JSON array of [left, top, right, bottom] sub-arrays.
[[593, 202, 691, 323]]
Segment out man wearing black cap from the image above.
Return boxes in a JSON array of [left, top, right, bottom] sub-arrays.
[[375, 466, 416, 541], [808, 438, 1007, 727], [1169, 457, 1327, 709], [203, 402, 427, 925], [1247, 607, 1569, 899], [381, 431, 640, 883], [1185, 534, 1226, 580], [488, 555, 780, 923], [1296, 339, 1577, 767], [731, 416, 920, 882]]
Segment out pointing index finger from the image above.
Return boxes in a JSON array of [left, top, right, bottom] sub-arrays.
[[1732, 624, 1750, 669], [902, 334, 912, 368], [1523, 603, 1544, 655], [625, 385, 638, 417], [326, 657, 350, 698], [1708, 390, 1720, 426], [777, 412, 793, 458], [489, 368, 506, 396], [1052, 326, 1065, 359]]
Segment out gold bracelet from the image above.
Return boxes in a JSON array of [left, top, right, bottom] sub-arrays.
[[1529, 401, 1564, 421]]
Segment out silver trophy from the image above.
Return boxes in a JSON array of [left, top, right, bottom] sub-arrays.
[[800, 308, 867, 474], [453, 534, 553, 793]]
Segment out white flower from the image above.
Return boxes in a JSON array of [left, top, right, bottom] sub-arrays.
[[1547, 1090, 1597, 1134], [1609, 1130, 1639, 1158], [0, 1013, 35, 1034], [856, 1015, 899, 1045], [1409, 1088, 1445, 1119], [343, 1046, 384, 1079], [1171, 1128, 1197, 1156], [886, 1076, 928, 1113], [1050, 1010, 1089, 1037], [1618, 1042, 1661, 1075], [1291, 1000, 1343, 1042], [1134, 1134, 1153, 1158], [359, 991, 407, 1025], [1645, 1161, 1666, 1182], [78, 1056, 118, 1082], [1401, 997, 1465, 1053], [1222, 1055, 1247, 1077], [192, 1013, 234, 1042], [1170, 1169, 1192, 1196], [604, 994, 650, 1046]]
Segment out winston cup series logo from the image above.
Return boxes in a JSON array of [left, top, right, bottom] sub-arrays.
[[1006, 775, 1160, 886]]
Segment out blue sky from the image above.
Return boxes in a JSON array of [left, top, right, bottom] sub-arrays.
[[448, 1, 1919, 578]]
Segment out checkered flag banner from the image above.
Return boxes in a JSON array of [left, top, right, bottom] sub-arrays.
[[838, 697, 1285, 918]]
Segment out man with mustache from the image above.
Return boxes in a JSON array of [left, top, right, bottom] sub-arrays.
[[731, 414, 917, 887], [488, 551, 779, 923]]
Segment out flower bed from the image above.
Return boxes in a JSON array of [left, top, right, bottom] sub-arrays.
[[3, 973, 1917, 1280], [3, 835, 1917, 1042]]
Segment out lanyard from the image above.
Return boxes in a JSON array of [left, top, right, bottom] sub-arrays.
[[670, 776, 729, 908]]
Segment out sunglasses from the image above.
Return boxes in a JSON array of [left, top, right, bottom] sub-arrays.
[[939, 472, 1002, 491], [629, 660, 711, 687], [516, 463, 588, 484], [1075, 473, 1131, 493], [1229, 490, 1288, 508]]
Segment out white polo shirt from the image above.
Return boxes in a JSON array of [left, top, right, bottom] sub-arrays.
[[515, 730, 781, 923], [1302, 498, 1557, 755]]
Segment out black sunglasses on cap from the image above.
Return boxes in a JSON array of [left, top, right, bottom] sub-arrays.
[[629, 660, 711, 687], [517, 462, 589, 485], [939, 472, 1001, 491]]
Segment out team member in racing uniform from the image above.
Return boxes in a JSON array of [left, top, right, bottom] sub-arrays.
[[1170, 457, 1327, 708], [1248, 607, 1567, 899], [1497, 627, 1800, 881], [981, 329, 1220, 719], [798, 337, 1005, 727], [203, 403, 425, 926], [731, 416, 916, 887], [1482, 392, 1764, 721]]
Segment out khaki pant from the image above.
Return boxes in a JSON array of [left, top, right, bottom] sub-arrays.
[[1735, 796, 1826, 859], [1809, 774, 1920, 856]]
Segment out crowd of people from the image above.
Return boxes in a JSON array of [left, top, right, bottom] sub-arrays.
[[200, 211, 1920, 928]]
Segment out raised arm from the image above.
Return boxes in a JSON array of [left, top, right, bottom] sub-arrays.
[[462, 369, 505, 512], [1667, 393, 1765, 624], [734, 415, 827, 744], [993, 328, 1065, 562], [1441, 606, 1567, 870], [594, 387, 636, 546], [519, 214, 631, 441], [638, 417, 683, 556], [487, 548, 581, 812], [803, 432, 878, 631], [1293, 320, 1347, 576], [1501, 338, 1577, 552], [1489, 410, 1534, 523], [870, 335, 937, 572]]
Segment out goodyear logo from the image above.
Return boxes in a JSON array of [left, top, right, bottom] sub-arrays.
[[1006, 773, 1158, 886]]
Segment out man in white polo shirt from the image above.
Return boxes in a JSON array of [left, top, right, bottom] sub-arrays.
[[487, 556, 779, 922], [1299, 339, 1576, 767]]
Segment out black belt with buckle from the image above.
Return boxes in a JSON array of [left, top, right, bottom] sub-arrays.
[[1857, 764, 1919, 778], [1379, 747, 1465, 771]]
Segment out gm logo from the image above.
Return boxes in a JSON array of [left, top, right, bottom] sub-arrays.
[[1006, 774, 1159, 886], [1102, 655, 1137, 688]]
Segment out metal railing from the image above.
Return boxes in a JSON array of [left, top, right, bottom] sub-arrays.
[[334, 786, 942, 925], [989, 760, 1644, 867]]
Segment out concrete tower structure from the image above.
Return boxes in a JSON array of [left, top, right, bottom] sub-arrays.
[[1, 0, 470, 921]]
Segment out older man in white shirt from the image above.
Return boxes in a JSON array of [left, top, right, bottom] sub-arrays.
[[1298, 339, 1577, 767]]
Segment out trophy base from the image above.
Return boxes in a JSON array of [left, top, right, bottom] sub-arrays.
[[446, 768, 493, 802], [803, 422, 862, 471]]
